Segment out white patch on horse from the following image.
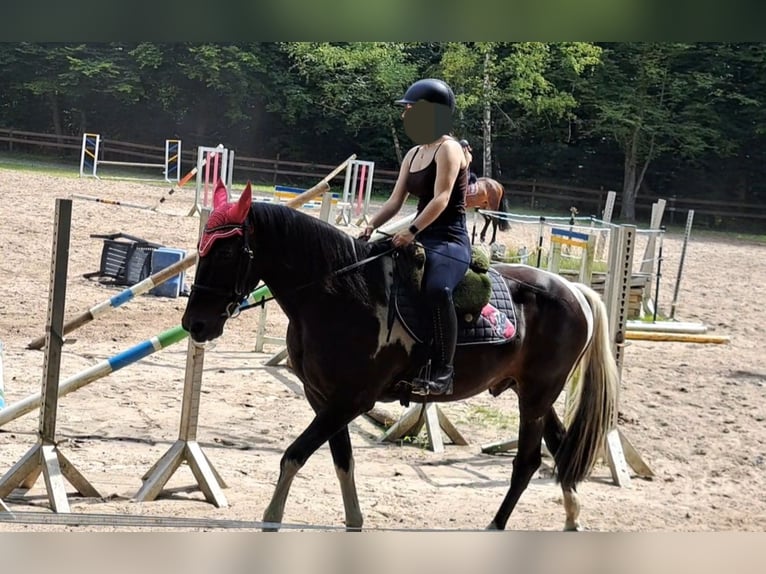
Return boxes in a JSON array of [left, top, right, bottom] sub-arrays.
[[558, 279, 594, 342], [371, 304, 415, 357], [370, 257, 415, 358]]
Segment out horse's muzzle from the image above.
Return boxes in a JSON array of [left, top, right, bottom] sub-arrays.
[[182, 313, 224, 344]]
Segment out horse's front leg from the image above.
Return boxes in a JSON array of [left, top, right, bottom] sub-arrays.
[[262, 404, 361, 531], [329, 427, 363, 531]]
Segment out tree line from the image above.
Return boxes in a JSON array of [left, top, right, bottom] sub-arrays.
[[1, 42, 765, 222]]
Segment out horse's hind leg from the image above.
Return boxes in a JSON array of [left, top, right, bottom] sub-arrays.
[[487, 414, 545, 530], [543, 407, 582, 531], [329, 427, 363, 531], [479, 216, 491, 243]]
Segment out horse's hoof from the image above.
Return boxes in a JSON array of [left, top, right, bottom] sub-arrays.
[[262, 519, 282, 532]]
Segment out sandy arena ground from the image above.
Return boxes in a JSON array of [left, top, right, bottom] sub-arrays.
[[0, 167, 764, 532]]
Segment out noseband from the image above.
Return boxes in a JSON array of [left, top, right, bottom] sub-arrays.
[[190, 221, 255, 319]]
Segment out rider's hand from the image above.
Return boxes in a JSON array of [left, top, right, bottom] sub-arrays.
[[392, 228, 416, 248], [358, 225, 375, 241]]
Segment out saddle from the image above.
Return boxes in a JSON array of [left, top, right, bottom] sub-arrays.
[[390, 244, 516, 346]]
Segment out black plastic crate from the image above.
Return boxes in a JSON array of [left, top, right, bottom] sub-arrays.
[[84, 233, 162, 285]]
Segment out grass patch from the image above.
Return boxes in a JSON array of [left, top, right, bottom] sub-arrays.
[[462, 405, 518, 431], [0, 152, 79, 178]]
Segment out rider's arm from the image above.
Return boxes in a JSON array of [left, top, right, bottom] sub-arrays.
[[361, 148, 415, 237]]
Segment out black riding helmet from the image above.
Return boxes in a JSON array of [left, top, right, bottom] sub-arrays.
[[459, 139, 471, 151], [396, 78, 456, 112]]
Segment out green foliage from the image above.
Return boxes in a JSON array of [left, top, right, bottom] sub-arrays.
[[2, 42, 766, 223]]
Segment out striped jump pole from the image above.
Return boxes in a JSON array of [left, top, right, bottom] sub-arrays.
[[151, 159, 204, 211], [72, 194, 154, 211], [27, 251, 200, 350], [2, 285, 273, 427], [1, 326, 187, 428]]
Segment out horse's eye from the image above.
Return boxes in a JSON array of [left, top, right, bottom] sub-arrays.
[[214, 244, 239, 263]]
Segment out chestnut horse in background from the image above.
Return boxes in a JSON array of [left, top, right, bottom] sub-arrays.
[[466, 177, 510, 244]]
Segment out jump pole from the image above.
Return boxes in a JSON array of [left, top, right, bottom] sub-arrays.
[[27, 251, 199, 350], [2, 285, 273, 429], [79, 133, 181, 183], [285, 153, 357, 209], [625, 331, 730, 344], [0, 199, 100, 512], [670, 209, 695, 320], [1, 326, 189, 427], [72, 194, 154, 211], [151, 159, 208, 211], [245, 155, 357, 366]]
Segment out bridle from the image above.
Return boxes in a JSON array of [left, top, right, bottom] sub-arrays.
[[190, 220, 255, 319]]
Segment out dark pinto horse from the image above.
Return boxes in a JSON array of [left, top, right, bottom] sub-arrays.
[[182, 181, 618, 532], [465, 176, 510, 244]]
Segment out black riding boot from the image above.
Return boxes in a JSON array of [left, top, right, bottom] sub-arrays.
[[413, 287, 457, 396]]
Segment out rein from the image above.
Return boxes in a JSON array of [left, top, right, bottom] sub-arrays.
[[193, 219, 397, 318], [235, 231, 473, 314], [236, 245, 396, 314], [193, 212, 474, 320]]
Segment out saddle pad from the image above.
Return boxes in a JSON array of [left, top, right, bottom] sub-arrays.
[[394, 267, 517, 346]]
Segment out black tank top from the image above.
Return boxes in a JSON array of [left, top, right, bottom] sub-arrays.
[[406, 143, 467, 228]]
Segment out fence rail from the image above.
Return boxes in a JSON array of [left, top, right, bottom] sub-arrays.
[[2, 128, 764, 226], [503, 179, 766, 224]]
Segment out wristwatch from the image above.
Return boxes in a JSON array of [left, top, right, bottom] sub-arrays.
[[408, 224, 420, 235]]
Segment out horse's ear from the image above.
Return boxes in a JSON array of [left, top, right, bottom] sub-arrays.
[[213, 179, 229, 210], [232, 181, 252, 224]]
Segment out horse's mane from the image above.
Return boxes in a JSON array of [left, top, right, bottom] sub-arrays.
[[249, 202, 381, 302]]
